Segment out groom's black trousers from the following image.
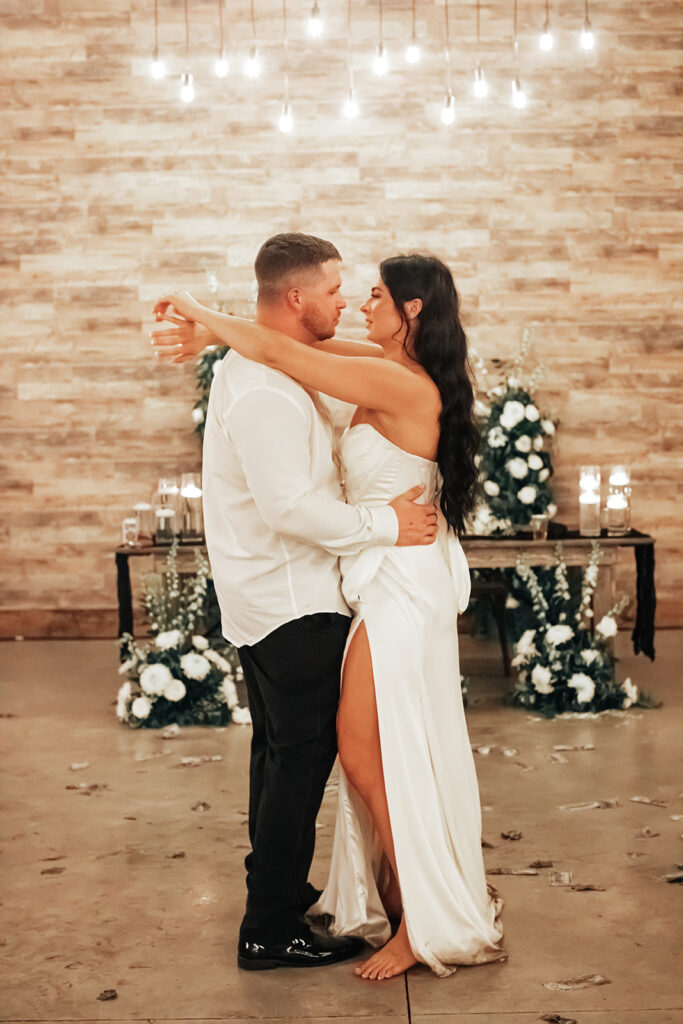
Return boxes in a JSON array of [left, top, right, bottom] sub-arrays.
[[237, 611, 351, 942]]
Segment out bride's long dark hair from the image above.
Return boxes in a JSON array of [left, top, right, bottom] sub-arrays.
[[379, 253, 479, 536]]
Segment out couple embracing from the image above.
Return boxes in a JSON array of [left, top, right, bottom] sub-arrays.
[[152, 233, 505, 981]]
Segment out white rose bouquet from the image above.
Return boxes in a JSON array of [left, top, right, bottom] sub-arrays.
[[470, 333, 556, 535], [506, 542, 657, 716]]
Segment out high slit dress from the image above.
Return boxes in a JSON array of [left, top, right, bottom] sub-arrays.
[[308, 423, 505, 979]]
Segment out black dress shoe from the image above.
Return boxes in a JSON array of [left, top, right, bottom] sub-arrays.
[[237, 928, 365, 971]]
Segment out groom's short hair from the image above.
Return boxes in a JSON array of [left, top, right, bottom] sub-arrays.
[[255, 232, 341, 304]]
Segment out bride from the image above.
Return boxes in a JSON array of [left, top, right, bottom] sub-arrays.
[[152, 253, 505, 981]]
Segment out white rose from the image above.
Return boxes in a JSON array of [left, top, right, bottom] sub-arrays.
[[581, 648, 600, 665], [514, 435, 532, 453], [531, 664, 554, 694], [546, 624, 574, 646], [474, 454, 482, 467], [621, 677, 638, 708], [483, 479, 500, 496], [235, 665, 244, 681], [533, 435, 544, 451], [231, 706, 252, 726], [505, 595, 520, 609], [165, 678, 186, 702], [516, 628, 538, 657], [118, 657, 136, 676], [525, 404, 540, 422], [155, 629, 183, 650], [596, 615, 618, 639], [140, 663, 174, 696], [474, 399, 490, 418], [499, 401, 526, 430], [192, 635, 209, 650], [132, 695, 152, 719], [568, 673, 596, 704], [488, 426, 508, 449], [180, 652, 212, 680], [507, 458, 528, 479], [116, 681, 132, 719], [192, 407, 205, 424], [542, 419, 555, 435], [528, 454, 543, 471], [539, 468, 549, 482], [518, 485, 537, 505], [547, 503, 557, 517], [221, 677, 239, 709]]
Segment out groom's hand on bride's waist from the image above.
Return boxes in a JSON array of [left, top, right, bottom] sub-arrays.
[[390, 485, 439, 546]]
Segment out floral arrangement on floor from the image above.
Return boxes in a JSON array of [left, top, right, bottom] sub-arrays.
[[116, 540, 250, 729], [470, 331, 557, 536], [505, 541, 657, 716]]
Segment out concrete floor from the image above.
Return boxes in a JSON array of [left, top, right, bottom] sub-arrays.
[[0, 631, 681, 1024]]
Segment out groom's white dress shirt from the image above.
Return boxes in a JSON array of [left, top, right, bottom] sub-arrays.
[[202, 350, 399, 647]]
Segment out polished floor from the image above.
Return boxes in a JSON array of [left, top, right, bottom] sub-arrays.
[[1, 631, 681, 1024]]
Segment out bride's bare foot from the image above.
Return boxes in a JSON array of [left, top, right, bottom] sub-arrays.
[[353, 917, 417, 980]]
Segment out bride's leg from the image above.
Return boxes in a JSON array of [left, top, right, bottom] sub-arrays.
[[337, 621, 417, 981]]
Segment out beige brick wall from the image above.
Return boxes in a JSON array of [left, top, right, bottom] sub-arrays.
[[1, 1, 681, 635]]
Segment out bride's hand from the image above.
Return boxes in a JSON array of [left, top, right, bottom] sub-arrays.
[[150, 317, 214, 365], [153, 288, 204, 323]]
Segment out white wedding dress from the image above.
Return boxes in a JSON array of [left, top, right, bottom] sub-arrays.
[[308, 423, 505, 978]]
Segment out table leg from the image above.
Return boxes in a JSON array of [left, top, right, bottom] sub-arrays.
[[116, 552, 134, 641]]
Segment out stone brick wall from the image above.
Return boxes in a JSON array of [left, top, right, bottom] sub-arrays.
[[1, 1, 681, 635]]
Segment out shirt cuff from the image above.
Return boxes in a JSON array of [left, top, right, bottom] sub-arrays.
[[369, 505, 399, 546]]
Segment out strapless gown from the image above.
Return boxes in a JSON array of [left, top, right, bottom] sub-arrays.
[[308, 423, 505, 978]]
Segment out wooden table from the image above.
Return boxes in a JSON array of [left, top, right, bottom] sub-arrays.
[[115, 530, 655, 661]]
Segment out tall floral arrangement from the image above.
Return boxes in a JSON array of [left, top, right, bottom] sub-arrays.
[[116, 540, 250, 729], [191, 343, 229, 439], [506, 542, 656, 716], [469, 332, 557, 535]]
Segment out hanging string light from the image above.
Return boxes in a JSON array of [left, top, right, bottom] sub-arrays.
[[277, 0, 293, 132], [511, 0, 526, 109], [180, 0, 195, 102], [342, 0, 359, 117], [405, 0, 420, 65], [440, 0, 455, 124], [308, 1, 323, 38], [244, 0, 261, 77], [581, 0, 595, 49], [373, 0, 388, 75], [472, 0, 488, 98], [539, 0, 553, 51], [148, 0, 164, 78], [214, 0, 229, 77]]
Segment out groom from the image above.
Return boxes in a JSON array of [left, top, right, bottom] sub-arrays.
[[154, 233, 437, 970]]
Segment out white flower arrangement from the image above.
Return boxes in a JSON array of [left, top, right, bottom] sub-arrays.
[[470, 332, 556, 535], [505, 542, 656, 716], [116, 541, 250, 730]]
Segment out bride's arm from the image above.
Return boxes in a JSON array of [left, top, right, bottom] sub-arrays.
[[150, 315, 384, 364], [153, 290, 432, 414]]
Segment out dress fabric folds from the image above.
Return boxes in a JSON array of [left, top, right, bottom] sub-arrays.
[[308, 423, 505, 978]]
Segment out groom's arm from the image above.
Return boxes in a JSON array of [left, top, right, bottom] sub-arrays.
[[225, 387, 398, 557]]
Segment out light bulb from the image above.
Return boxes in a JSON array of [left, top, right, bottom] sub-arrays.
[[511, 77, 526, 109], [472, 66, 488, 98], [308, 2, 322, 37], [150, 56, 166, 79], [539, 22, 553, 51], [180, 70, 195, 104], [440, 91, 455, 125], [278, 101, 293, 133], [214, 53, 229, 77], [373, 42, 388, 75], [245, 45, 261, 77], [580, 19, 595, 50], [342, 88, 359, 118], [405, 41, 420, 64]]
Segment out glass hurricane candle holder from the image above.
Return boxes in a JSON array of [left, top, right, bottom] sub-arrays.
[[530, 512, 549, 540], [180, 472, 203, 541], [579, 465, 601, 537], [154, 507, 175, 544], [133, 501, 154, 540]]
